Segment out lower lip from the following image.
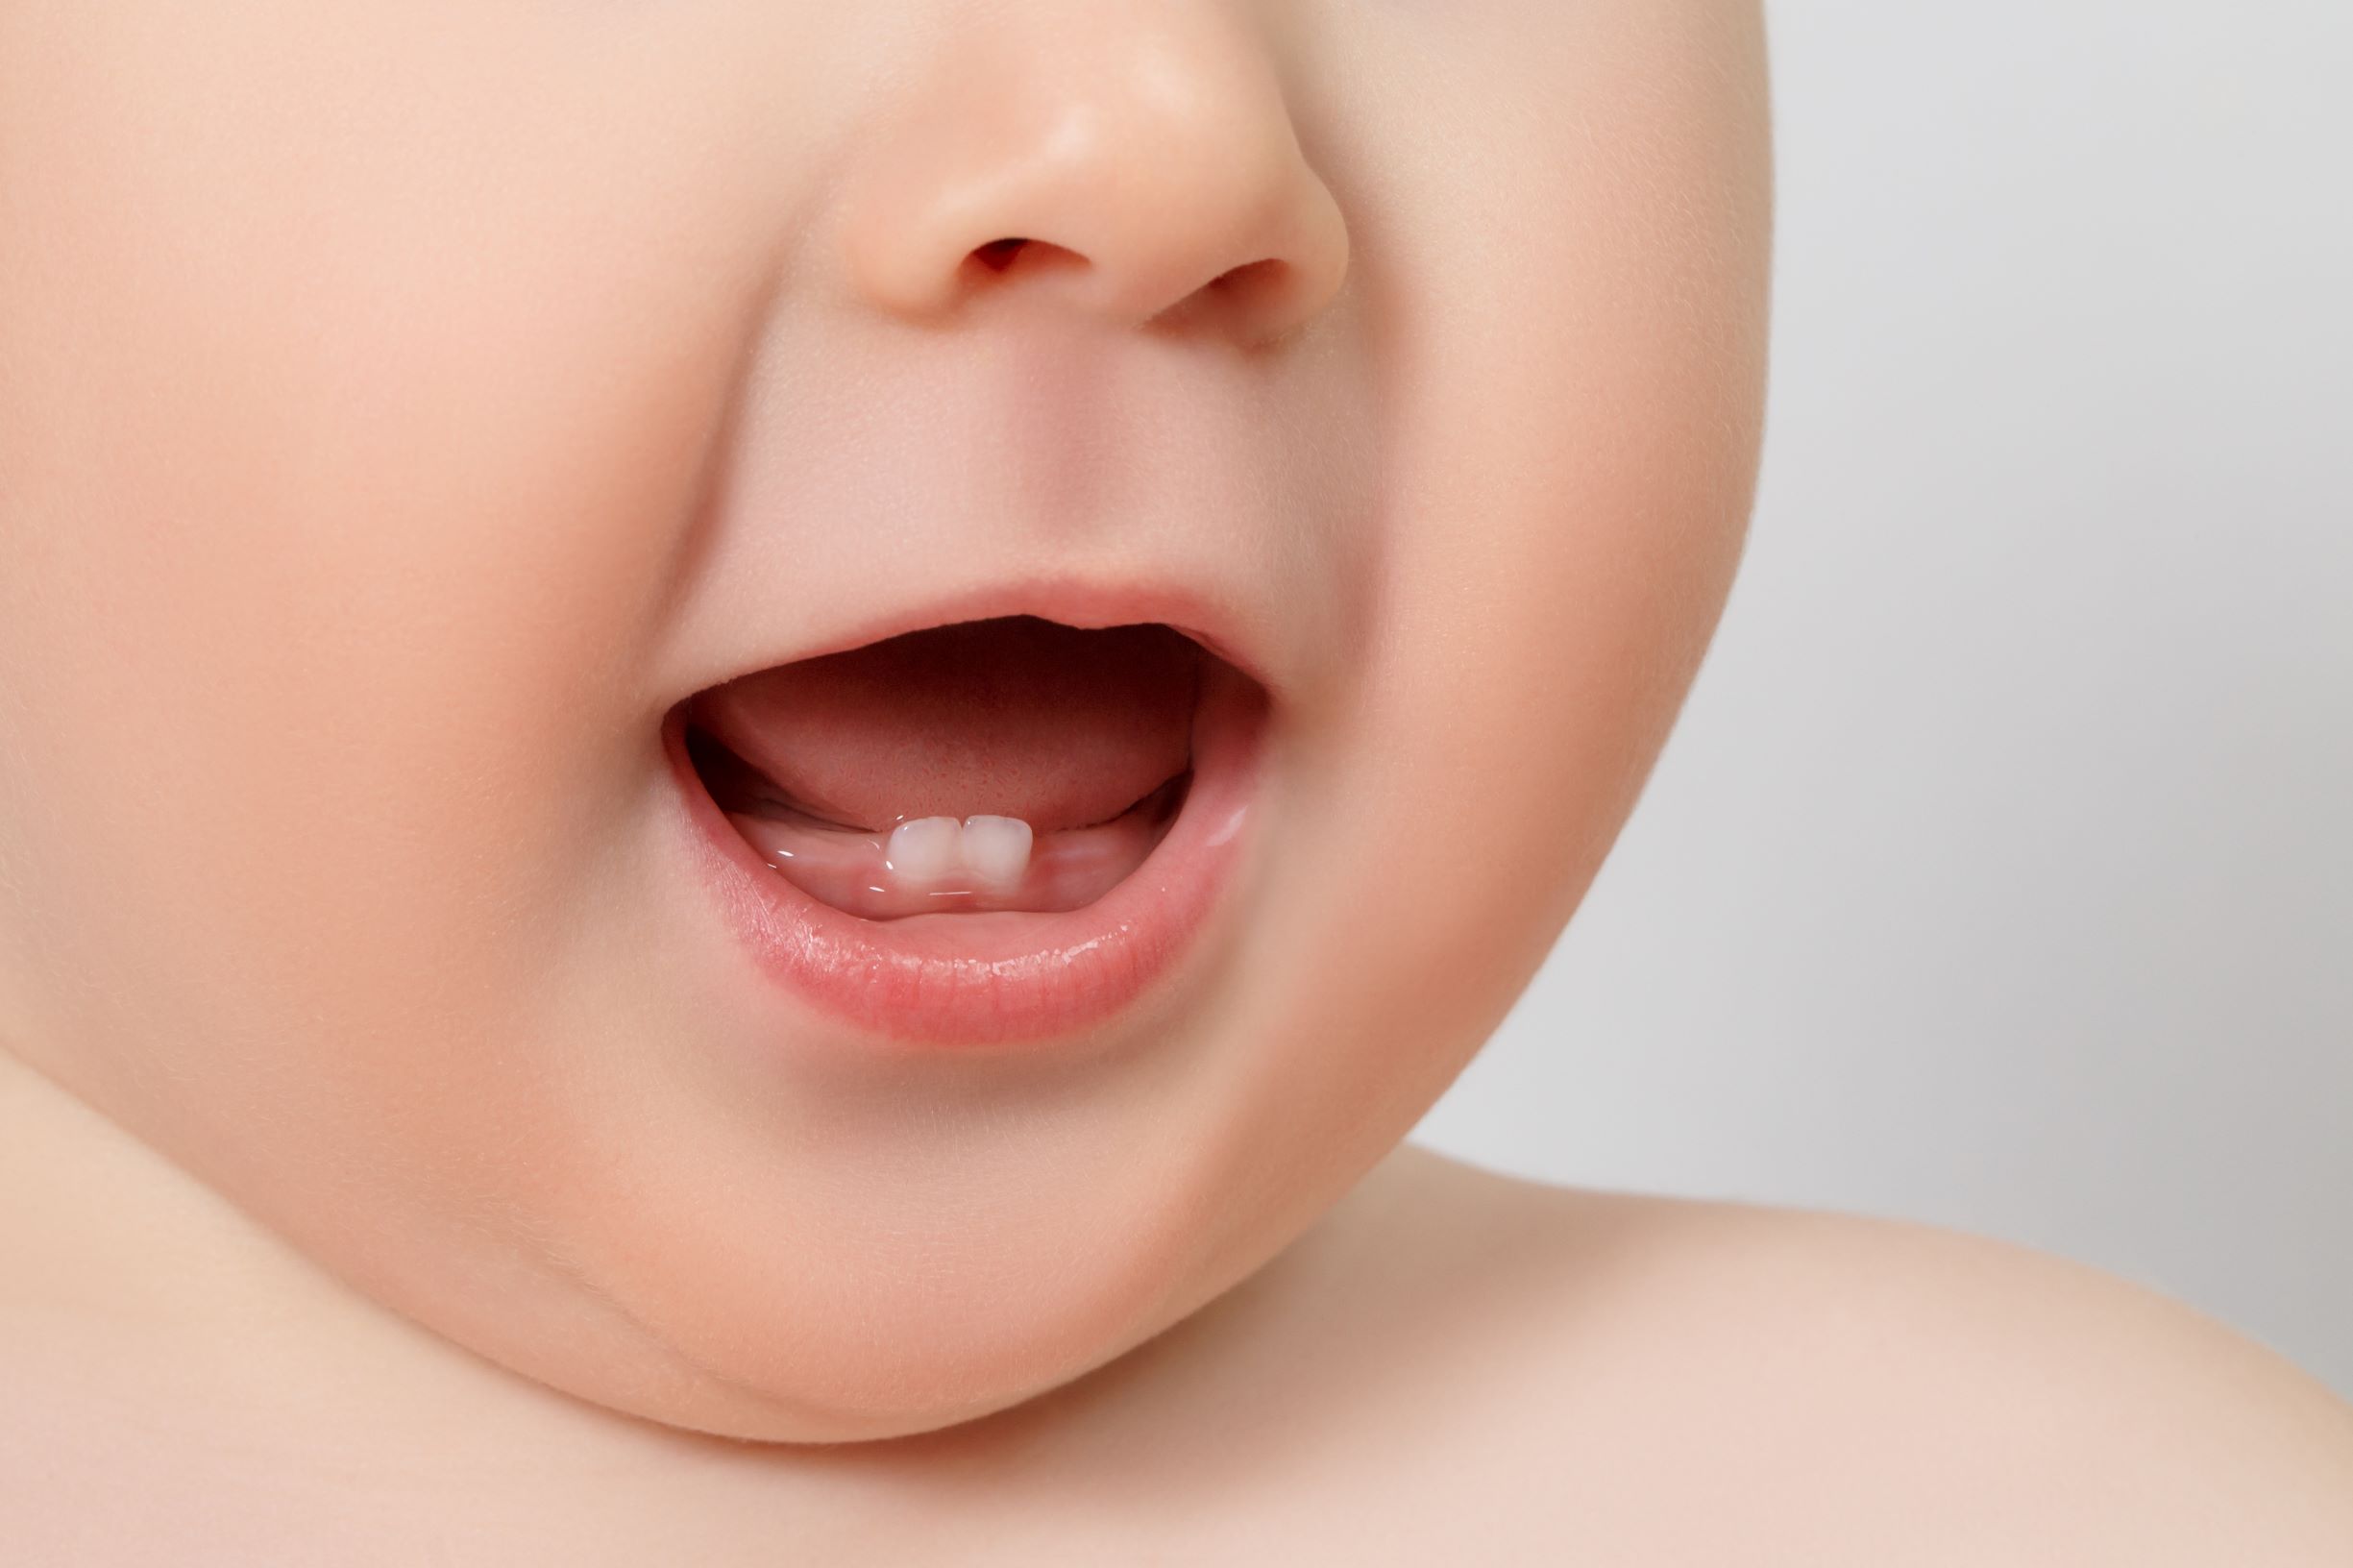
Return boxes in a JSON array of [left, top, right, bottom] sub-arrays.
[[661, 664, 1267, 1048]]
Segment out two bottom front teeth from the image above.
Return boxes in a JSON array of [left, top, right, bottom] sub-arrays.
[[720, 772, 1188, 921], [884, 814, 1034, 892]]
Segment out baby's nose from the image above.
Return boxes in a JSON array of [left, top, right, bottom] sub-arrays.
[[828, 2, 1351, 348]]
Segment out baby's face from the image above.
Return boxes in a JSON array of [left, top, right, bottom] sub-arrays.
[[0, 3, 1766, 1439]]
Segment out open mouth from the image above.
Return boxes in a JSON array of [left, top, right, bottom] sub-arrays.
[[683, 617, 1203, 921], [663, 612, 1270, 1047]]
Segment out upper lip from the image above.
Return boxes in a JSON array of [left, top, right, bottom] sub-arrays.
[[699, 565, 1282, 700]]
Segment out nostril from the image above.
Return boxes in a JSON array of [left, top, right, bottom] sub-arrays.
[[961, 237, 1095, 293], [1209, 257, 1284, 294], [971, 237, 1031, 273], [1141, 257, 1294, 342]]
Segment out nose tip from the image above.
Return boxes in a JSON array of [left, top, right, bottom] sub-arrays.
[[833, 12, 1350, 349]]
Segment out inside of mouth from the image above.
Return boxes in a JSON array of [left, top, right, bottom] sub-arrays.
[[685, 617, 1205, 920]]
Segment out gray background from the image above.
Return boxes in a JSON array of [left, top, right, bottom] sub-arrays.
[[1409, 0, 2353, 1397]]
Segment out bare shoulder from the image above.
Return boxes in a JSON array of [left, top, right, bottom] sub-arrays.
[[1324, 1143, 2353, 1564]]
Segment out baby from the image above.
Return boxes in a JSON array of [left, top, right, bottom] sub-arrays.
[[2, 1, 2348, 1561]]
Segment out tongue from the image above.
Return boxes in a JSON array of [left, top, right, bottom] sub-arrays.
[[689, 617, 1201, 832]]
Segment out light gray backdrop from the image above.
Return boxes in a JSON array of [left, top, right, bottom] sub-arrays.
[[1409, 0, 2353, 1397]]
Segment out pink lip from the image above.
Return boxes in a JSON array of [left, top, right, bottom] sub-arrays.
[[705, 571, 1287, 711], [661, 655, 1268, 1048]]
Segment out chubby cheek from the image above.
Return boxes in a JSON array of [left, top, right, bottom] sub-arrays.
[[0, 13, 787, 1215], [1196, 1, 1771, 1262]]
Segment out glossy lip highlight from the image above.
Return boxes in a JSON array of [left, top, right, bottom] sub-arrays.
[[662, 652, 1268, 1049]]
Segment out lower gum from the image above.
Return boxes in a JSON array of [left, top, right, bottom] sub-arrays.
[[722, 775, 1186, 921]]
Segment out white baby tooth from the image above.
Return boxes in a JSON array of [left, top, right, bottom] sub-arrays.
[[884, 816, 962, 886], [960, 815, 1034, 892]]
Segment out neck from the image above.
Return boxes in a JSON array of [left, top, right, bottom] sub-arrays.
[[0, 1042, 602, 1449]]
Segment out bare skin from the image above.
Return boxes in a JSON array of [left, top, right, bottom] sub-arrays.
[[6, 1045, 2350, 1564], [5, 1, 2352, 1558]]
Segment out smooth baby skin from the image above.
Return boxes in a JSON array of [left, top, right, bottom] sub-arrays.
[[6, 1062, 2351, 1562], [1, 0, 2348, 1559]]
